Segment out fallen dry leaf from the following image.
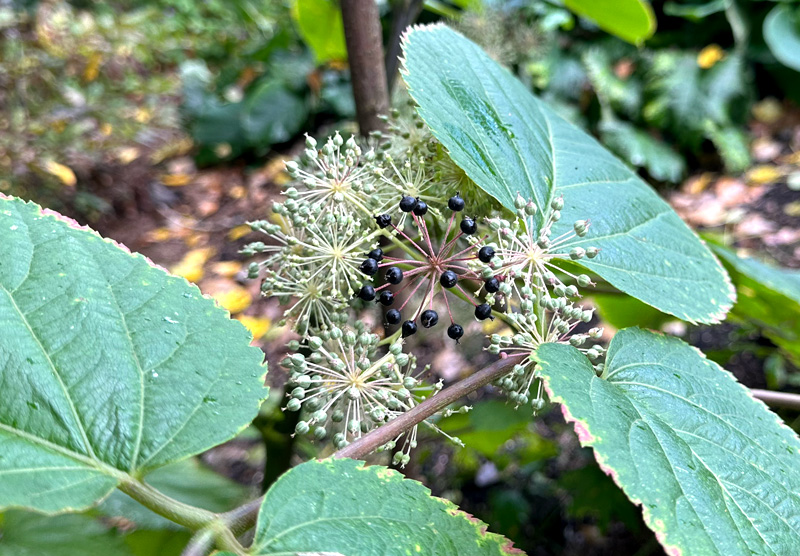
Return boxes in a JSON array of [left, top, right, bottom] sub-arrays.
[[211, 261, 242, 277], [161, 173, 193, 187], [169, 247, 215, 283], [746, 165, 784, 186], [212, 286, 252, 314], [42, 160, 76, 187], [228, 225, 252, 241], [236, 315, 271, 340]]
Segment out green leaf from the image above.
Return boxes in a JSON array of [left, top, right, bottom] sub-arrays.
[[402, 25, 734, 323], [592, 291, 674, 331], [664, 0, 726, 21], [291, 0, 347, 64], [439, 400, 554, 459], [564, 0, 656, 44], [242, 79, 308, 147], [98, 458, 250, 530], [537, 327, 800, 556], [124, 530, 192, 556], [0, 196, 268, 513], [249, 459, 521, 555], [599, 119, 686, 183], [764, 5, 800, 72], [710, 242, 800, 366], [0, 511, 130, 556]]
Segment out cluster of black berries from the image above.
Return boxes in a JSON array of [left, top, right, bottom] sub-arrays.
[[356, 193, 496, 343]]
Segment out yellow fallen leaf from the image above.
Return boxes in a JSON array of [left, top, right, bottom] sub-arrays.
[[42, 160, 76, 187], [211, 261, 242, 277], [170, 261, 204, 283], [746, 165, 784, 185], [169, 247, 215, 283], [228, 185, 247, 200], [227, 225, 252, 241], [161, 173, 193, 187], [134, 107, 152, 123], [752, 98, 782, 125], [697, 44, 724, 69], [145, 227, 173, 243], [784, 201, 800, 217], [212, 287, 252, 314], [117, 147, 140, 165], [83, 51, 102, 82], [100, 122, 113, 136], [236, 315, 271, 339]]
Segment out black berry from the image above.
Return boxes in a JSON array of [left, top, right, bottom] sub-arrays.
[[439, 270, 458, 288], [475, 303, 493, 320], [448, 194, 465, 211], [375, 214, 392, 228], [478, 246, 495, 263], [385, 266, 404, 284], [359, 258, 379, 275], [358, 284, 376, 301], [447, 323, 464, 342], [413, 200, 428, 216], [485, 277, 500, 293], [368, 248, 384, 261], [378, 290, 394, 306], [386, 309, 401, 324], [460, 217, 477, 235], [402, 320, 418, 337], [420, 309, 439, 328], [399, 196, 418, 212]]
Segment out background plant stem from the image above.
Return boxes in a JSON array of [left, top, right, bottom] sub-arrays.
[[341, 0, 389, 135]]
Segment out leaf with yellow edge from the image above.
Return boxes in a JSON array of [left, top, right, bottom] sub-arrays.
[[248, 459, 520, 555], [212, 287, 252, 315], [42, 160, 77, 187]]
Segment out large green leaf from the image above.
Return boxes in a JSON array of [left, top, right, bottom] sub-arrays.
[[401, 25, 734, 323], [0, 511, 130, 556], [764, 4, 800, 72], [0, 196, 268, 513], [249, 459, 521, 555], [537, 328, 800, 555], [710, 243, 800, 366], [564, 0, 656, 44]]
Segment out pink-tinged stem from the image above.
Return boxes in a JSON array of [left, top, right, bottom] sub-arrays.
[[390, 223, 429, 256], [399, 274, 427, 311]]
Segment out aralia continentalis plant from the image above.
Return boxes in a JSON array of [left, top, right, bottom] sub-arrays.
[[3, 23, 800, 556]]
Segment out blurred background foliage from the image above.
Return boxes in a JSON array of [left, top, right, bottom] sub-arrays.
[[2, 0, 800, 554]]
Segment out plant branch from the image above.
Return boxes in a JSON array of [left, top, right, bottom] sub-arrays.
[[385, 0, 424, 93], [119, 478, 217, 530], [335, 356, 517, 457], [341, 0, 390, 135], [219, 355, 517, 534], [751, 389, 800, 411], [181, 529, 215, 556]]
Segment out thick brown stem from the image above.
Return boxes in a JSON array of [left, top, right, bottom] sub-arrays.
[[341, 0, 390, 135]]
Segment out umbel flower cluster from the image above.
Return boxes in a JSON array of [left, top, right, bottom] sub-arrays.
[[243, 115, 604, 461]]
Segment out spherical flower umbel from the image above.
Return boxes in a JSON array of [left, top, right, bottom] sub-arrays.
[[480, 194, 599, 307], [282, 326, 449, 464], [284, 132, 391, 218], [366, 193, 488, 342]]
